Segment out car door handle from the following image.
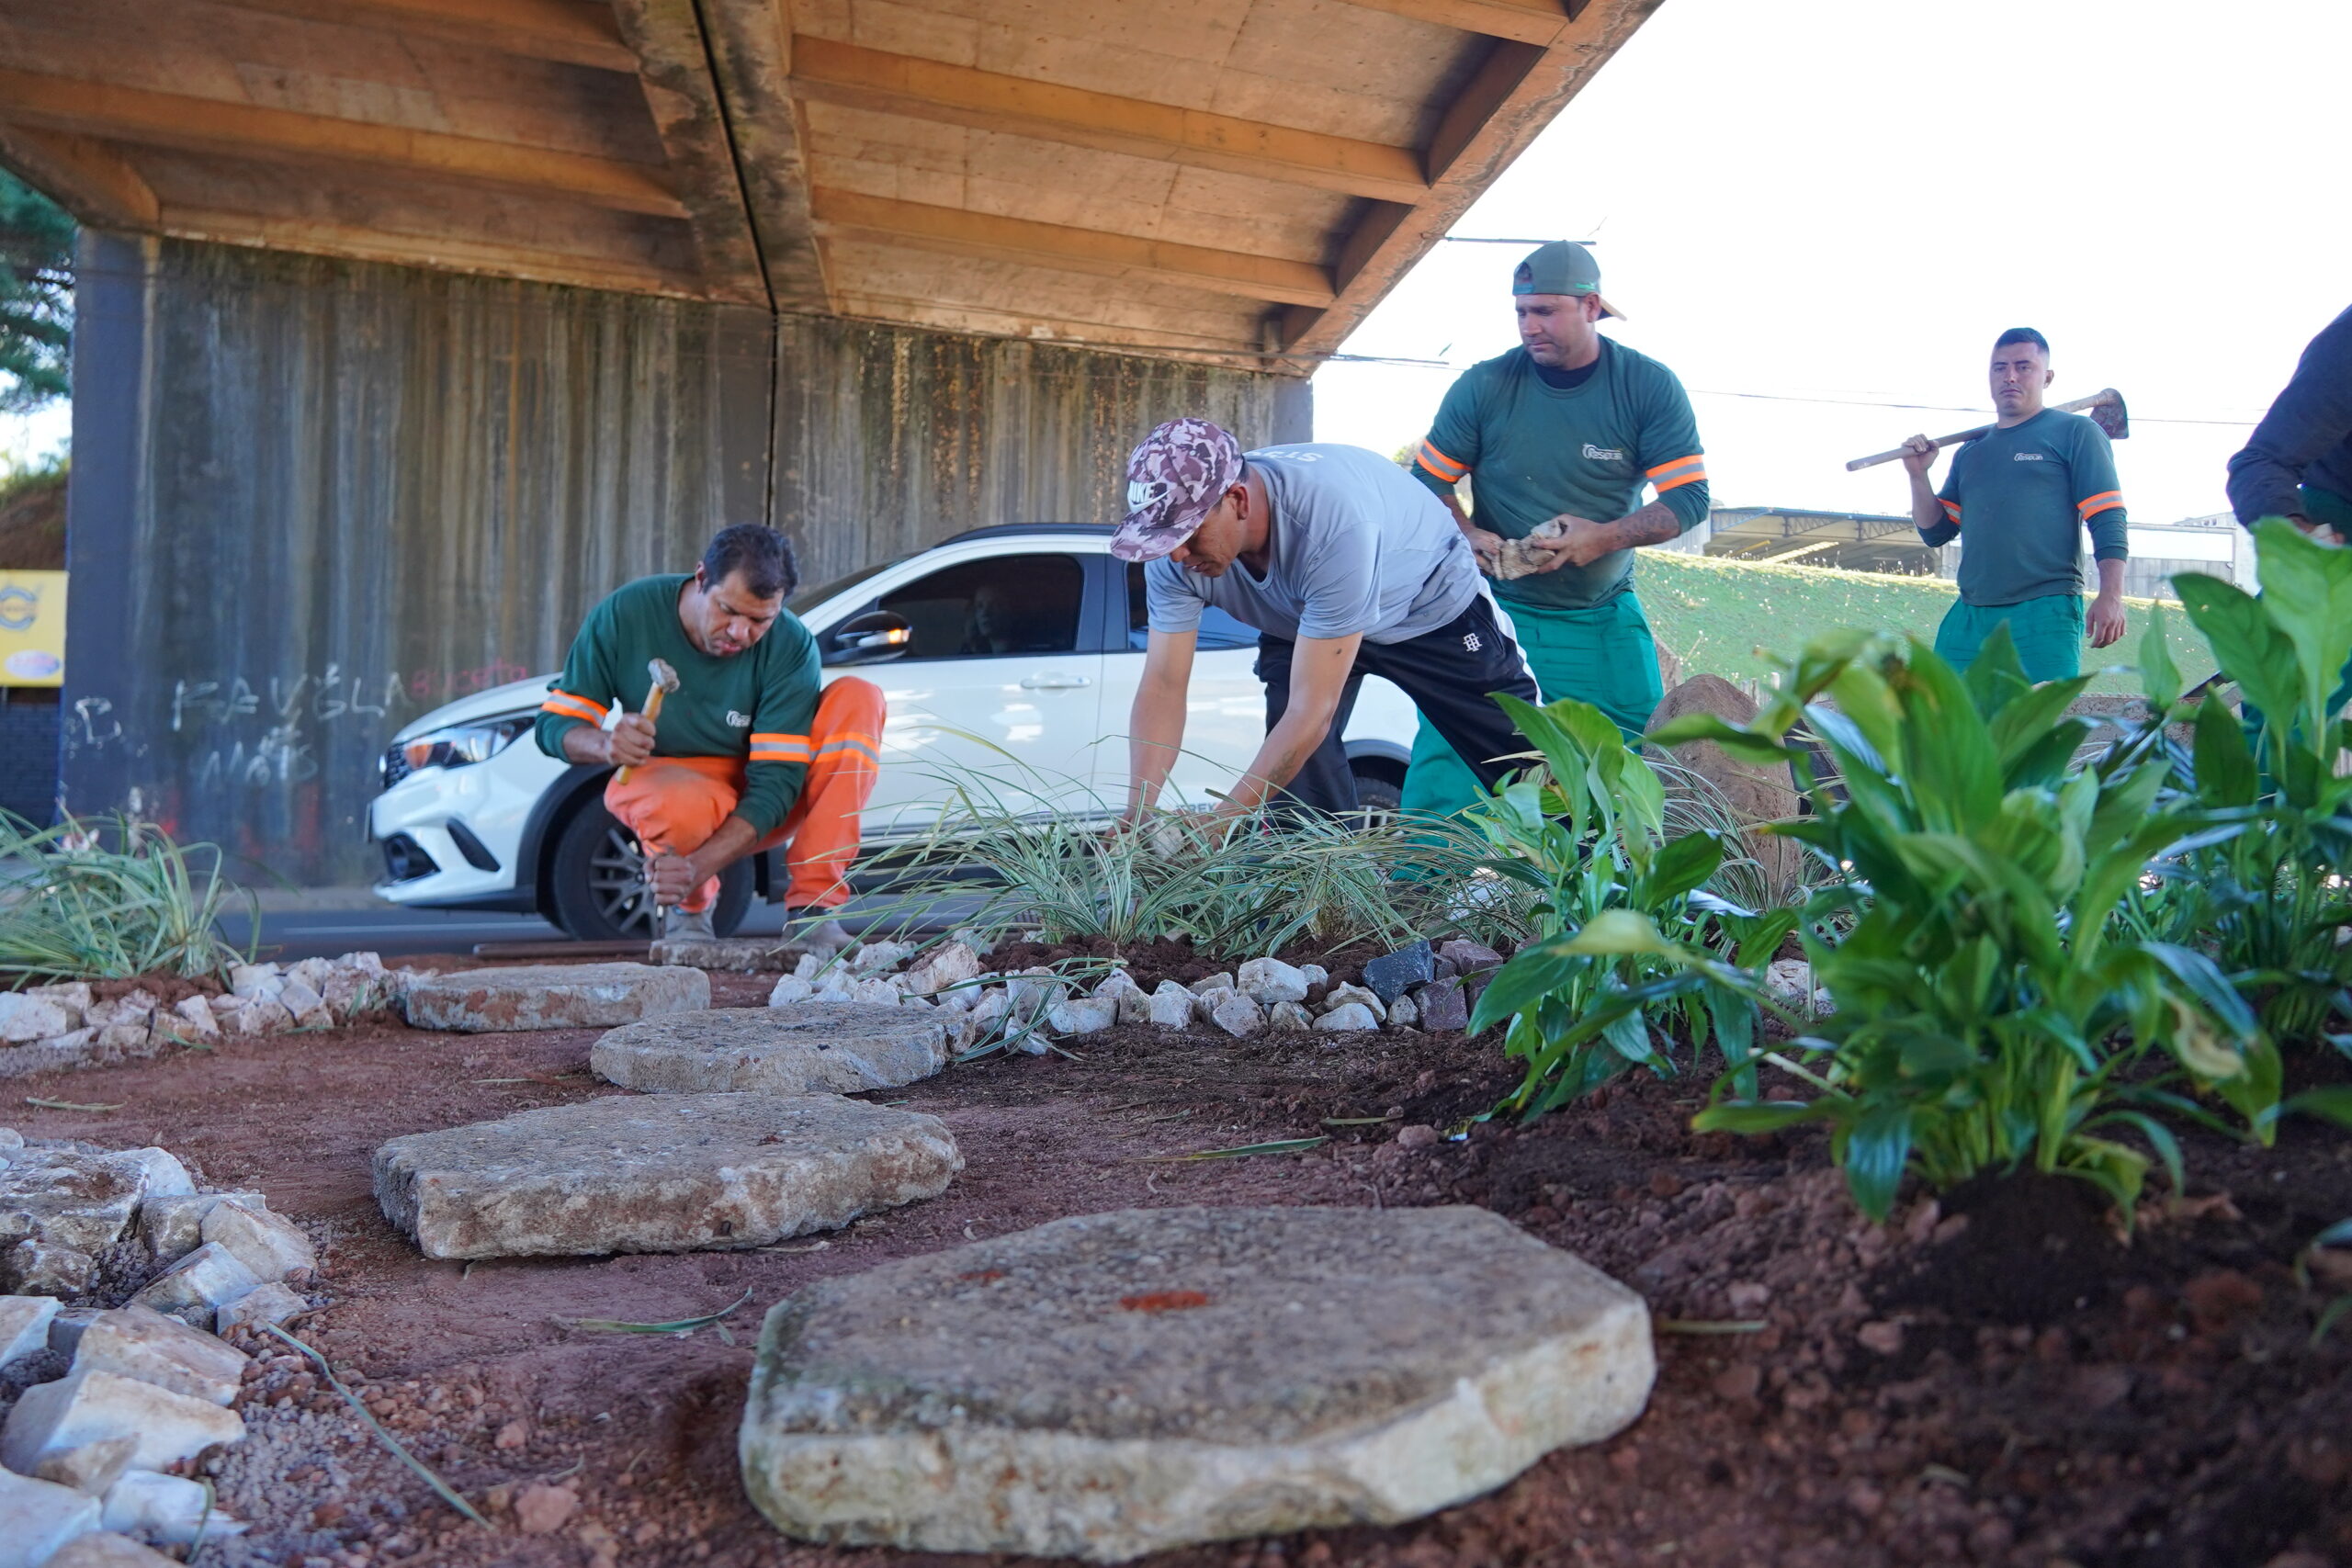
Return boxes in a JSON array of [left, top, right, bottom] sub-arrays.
[[1018, 673, 1091, 690]]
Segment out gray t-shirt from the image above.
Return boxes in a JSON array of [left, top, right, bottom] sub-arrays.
[[1144, 444, 1480, 645]]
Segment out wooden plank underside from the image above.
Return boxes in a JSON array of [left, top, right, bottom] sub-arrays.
[[0, 128, 158, 229], [789, 36, 1429, 204], [695, 0, 834, 313], [810, 187, 1335, 308], [1335, 0, 1579, 46], [0, 66, 686, 218], [196, 0, 639, 73]]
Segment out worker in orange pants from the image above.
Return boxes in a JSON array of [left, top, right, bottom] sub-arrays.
[[603, 677, 883, 933], [534, 524, 885, 945]]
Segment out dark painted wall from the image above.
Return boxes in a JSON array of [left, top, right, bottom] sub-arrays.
[[62, 235, 1307, 886]]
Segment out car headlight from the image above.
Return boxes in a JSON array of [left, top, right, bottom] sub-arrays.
[[382, 716, 533, 788]]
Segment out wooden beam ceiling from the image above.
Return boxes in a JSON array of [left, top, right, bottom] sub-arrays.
[[790, 38, 1430, 205], [1337, 0, 1588, 46], [0, 68, 687, 219], [606, 0, 767, 305], [0, 128, 157, 230], [695, 0, 833, 314], [809, 187, 1338, 309], [199, 0, 638, 73]]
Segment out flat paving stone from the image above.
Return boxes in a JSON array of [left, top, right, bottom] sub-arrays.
[[740, 1204, 1653, 1562], [399, 964, 708, 1032], [649, 938, 811, 974], [373, 1094, 961, 1260], [589, 1007, 946, 1097]]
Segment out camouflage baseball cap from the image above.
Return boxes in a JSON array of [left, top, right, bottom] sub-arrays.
[[1111, 417, 1243, 562]]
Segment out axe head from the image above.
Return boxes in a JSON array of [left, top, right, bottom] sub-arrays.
[[648, 657, 680, 694], [2083, 387, 2129, 441]]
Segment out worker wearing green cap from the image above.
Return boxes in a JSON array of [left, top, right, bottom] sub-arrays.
[[1401, 241, 1709, 816]]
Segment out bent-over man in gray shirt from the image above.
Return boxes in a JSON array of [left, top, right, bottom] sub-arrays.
[[1114, 419, 1540, 817]]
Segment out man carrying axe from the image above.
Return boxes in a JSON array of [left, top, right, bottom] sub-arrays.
[[1898, 327, 2129, 681], [534, 524, 883, 944]]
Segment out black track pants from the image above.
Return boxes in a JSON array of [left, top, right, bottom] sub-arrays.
[[1253, 595, 1541, 815]]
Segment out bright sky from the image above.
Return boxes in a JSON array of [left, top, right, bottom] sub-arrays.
[[1313, 0, 2352, 527]]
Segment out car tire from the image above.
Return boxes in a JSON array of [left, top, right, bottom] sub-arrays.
[[546, 797, 752, 941], [1349, 762, 1404, 826]]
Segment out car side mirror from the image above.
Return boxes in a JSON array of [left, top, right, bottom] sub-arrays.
[[824, 610, 912, 666]]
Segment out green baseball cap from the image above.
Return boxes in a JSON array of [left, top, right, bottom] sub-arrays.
[[1510, 241, 1623, 319]]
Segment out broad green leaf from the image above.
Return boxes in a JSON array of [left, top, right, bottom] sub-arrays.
[[1839, 1103, 1916, 1222], [1691, 1100, 1823, 1134], [2138, 604, 2182, 713], [1564, 908, 1680, 956], [1645, 713, 1800, 766], [2281, 1085, 2352, 1129], [1963, 619, 2033, 721], [1641, 830, 1725, 903], [1600, 1006, 1663, 1067], [2250, 517, 2352, 723], [2190, 691, 2259, 807], [1468, 942, 1585, 1033], [1891, 639, 2003, 831], [2174, 572, 2303, 736]]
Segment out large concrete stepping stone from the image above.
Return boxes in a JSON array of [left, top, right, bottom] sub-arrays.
[[400, 963, 708, 1032], [649, 937, 810, 974], [591, 1006, 946, 1096], [740, 1205, 1653, 1562], [373, 1094, 960, 1259]]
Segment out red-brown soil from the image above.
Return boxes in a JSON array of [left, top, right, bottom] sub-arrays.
[[8, 960, 2349, 1568]]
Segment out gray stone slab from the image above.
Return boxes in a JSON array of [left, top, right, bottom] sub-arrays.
[[589, 1007, 946, 1097], [374, 1094, 962, 1260], [399, 964, 709, 1032], [649, 938, 812, 974], [741, 1205, 1654, 1562]]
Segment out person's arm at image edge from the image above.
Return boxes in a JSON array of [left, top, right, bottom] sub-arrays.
[[1125, 628, 1196, 819], [1220, 632, 1364, 815]]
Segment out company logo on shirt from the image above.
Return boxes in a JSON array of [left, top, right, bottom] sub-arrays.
[[1581, 444, 1627, 461], [727, 710, 752, 728], [2012, 452, 2045, 461]]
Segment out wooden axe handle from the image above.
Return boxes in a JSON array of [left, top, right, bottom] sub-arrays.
[[610, 679, 669, 786], [1846, 389, 2123, 471]]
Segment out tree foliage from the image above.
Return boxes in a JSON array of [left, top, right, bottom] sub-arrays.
[[0, 171, 74, 412]]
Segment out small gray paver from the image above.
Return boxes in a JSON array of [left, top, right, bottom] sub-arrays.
[[374, 1094, 961, 1260], [649, 938, 811, 974], [740, 1205, 1653, 1562], [399, 964, 709, 1032], [591, 1006, 947, 1097]]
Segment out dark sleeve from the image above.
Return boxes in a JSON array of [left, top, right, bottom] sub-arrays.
[[1919, 452, 1962, 547], [534, 595, 619, 759], [1633, 365, 1710, 530], [2070, 422, 2129, 562], [1410, 370, 1482, 499], [736, 621, 820, 837], [2227, 305, 2352, 526]]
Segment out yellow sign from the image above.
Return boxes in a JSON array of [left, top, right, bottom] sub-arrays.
[[0, 571, 65, 687]]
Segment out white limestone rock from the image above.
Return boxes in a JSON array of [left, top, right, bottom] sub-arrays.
[[1193, 973, 1235, 998], [1236, 958, 1308, 1007], [1388, 991, 1419, 1029], [767, 976, 817, 1007], [1316, 1003, 1381, 1033], [33, 1436, 138, 1495], [134, 1191, 266, 1265], [0, 1295, 59, 1369], [1046, 998, 1117, 1037], [3, 1241, 93, 1297], [101, 1471, 234, 1546], [1, 1369, 245, 1476], [0, 1466, 100, 1567], [227, 964, 280, 998], [47, 1533, 185, 1568], [130, 1243, 261, 1325], [1146, 982, 1194, 1031], [1320, 983, 1387, 1022], [72, 1304, 249, 1406], [201, 1198, 315, 1280], [1209, 992, 1266, 1040], [594, 1005, 950, 1098], [1298, 964, 1329, 989], [25, 985, 92, 1028], [164, 998, 220, 1044], [214, 1281, 307, 1335], [901, 942, 981, 998], [1266, 1001, 1314, 1033], [0, 995, 73, 1045]]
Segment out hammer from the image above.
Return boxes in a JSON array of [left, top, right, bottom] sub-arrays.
[[612, 658, 679, 786], [1847, 387, 2130, 471]]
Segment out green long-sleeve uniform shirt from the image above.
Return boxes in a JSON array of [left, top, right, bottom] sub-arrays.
[[1411, 338, 1711, 611], [533, 574, 820, 836], [1921, 408, 2128, 605]]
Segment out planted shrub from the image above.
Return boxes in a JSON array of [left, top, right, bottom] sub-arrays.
[[0, 812, 258, 983], [1647, 626, 2267, 1220], [1465, 694, 1789, 1116]]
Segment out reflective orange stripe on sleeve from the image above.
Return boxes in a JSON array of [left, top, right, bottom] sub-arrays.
[[1647, 453, 1707, 493], [1415, 439, 1468, 482], [2077, 490, 2122, 517], [539, 691, 605, 725], [1939, 499, 1962, 525], [748, 732, 812, 763]]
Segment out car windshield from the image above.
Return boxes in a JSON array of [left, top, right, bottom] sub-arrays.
[[789, 554, 907, 616]]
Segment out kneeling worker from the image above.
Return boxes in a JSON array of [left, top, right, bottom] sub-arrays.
[[534, 524, 882, 943], [1113, 418, 1541, 819]]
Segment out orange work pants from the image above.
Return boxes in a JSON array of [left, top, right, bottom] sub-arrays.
[[602, 677, 883, 913]]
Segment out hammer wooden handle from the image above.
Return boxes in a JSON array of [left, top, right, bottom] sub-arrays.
[[610, 681, 668, 785], [1846, 389, 2123, 471]]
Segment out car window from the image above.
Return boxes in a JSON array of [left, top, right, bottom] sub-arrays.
[[877, 555, 1086, 660], [789, 553, 904, 615], [1125, 561, 1256, 651]]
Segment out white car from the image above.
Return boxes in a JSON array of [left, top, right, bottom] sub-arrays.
[[368, 524, 1421, 939]]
